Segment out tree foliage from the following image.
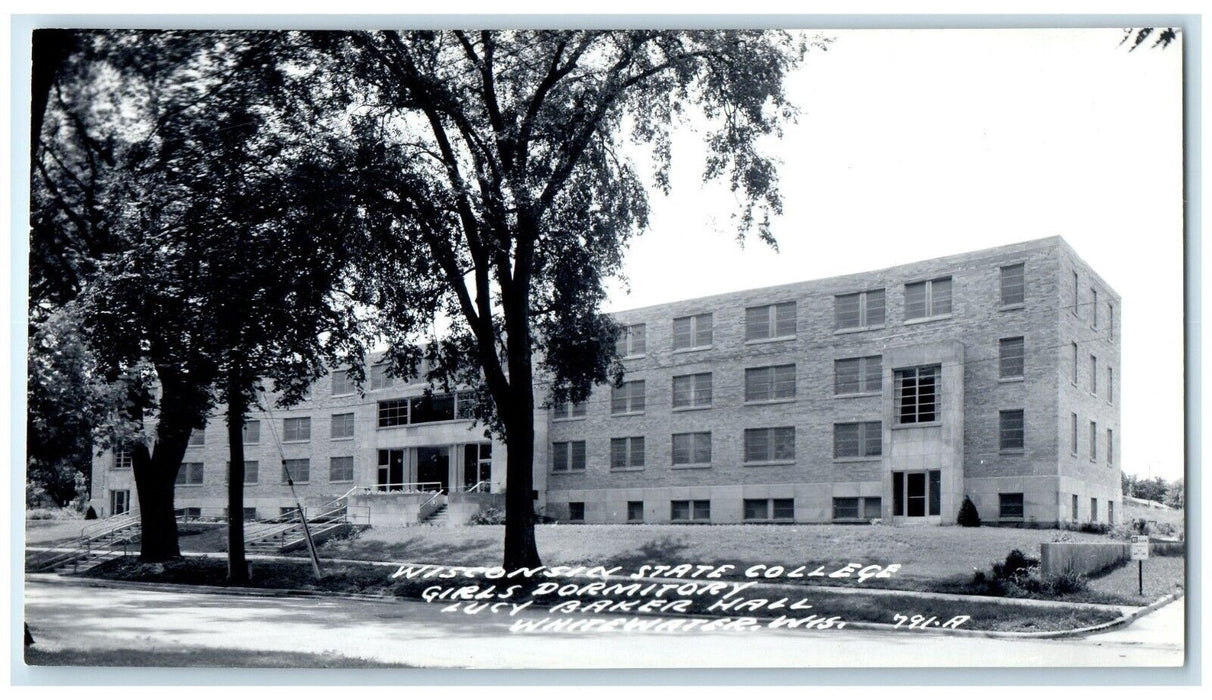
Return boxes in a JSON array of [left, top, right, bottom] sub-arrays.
[[317, 30, 814, 567], [1120, 28, 1178, 51]]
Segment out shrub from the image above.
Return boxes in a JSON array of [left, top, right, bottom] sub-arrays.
[[957, 496, 981, 527], [1043, 571, 1088, 595], [1078, 522, 1111, 535], [470, 505, 506, 525]]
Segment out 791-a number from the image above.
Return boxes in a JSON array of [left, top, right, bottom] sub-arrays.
[[891, 614, 970, 630]]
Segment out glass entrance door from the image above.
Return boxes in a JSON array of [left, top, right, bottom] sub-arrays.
[[377, 449, 405, 491], [110, 490, 130, 516], [892, 470, 941, 518], [906, 473, 927, 517], [416, 446, 450, 491], [462, 443, 491, 492]]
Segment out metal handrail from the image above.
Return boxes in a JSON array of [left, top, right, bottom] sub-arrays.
[[79, 513, 139, 541], [464, 480, 489, 493], [365, 481, 444, 494], [243, 487, 362, 545]]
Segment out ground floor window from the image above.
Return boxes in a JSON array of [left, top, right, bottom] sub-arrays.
[[1090, 498, 1098, 523], [243, 507, 257, 521], [174, 507, 201, 520], [743, 498, 794, 522], [568, 502, 585, 522], [892, 470, 940, 517], [832, 496, 882, 521], [1108, 500, 1115, 525], [627, 501, 644, 522], [671, 499, 710, 522], [1072, 494, 1079, 521], [999, 493, 1024, 519], [463, 443, 491, 490]]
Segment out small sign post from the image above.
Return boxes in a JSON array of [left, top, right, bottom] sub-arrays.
[[1130, 535, 1149, 596]]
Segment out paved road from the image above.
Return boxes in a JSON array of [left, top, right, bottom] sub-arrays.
[[22, 577, 1184, 669]]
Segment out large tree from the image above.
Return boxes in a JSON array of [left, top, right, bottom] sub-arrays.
[[34, 31, 368, 566], [327, 30, 812, 568]]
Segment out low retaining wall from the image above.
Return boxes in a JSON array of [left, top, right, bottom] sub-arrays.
[[1040, 541, 1185, 578]]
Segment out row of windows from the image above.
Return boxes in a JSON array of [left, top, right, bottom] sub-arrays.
[[561, 497, 881, 523], [1071, 268, 1116, 338], [612, 264, 1033, 359], [1070, 414, 1114, 465], [173, 457, 356, 486], [1070, 342, 1115, 403]]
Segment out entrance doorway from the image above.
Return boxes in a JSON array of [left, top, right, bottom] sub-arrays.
[[110, 489, 130, 516], [377, 449, 405, 491], [416, 446, 450, 491], [463, 443, 491, 491], [892, 470, 941, 518]]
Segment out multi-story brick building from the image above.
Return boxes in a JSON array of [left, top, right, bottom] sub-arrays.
[[91, 236, 1121, 528]]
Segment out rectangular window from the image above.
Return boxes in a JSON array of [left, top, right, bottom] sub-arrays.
[[282, 417, 310, 442], [1090, 420, 1098, 461], [329, 456, 354, 482], [744, 498, 769, 520], [864, 497, 882, 519], [833, 422, 882, 458], [1072, 494, 1079, 521], [370, 363, 395, 390], [242, 507, 258, 521], [743, 498, 794, 521], [1071, 413, 1079, 455], [894, 365, 939, 424], [176, 462, 204, 486], [1108, 428, 1114, 465], [999, 493, 1025, 519], [331, 369, 355, 396], [1071, 342, 1079, 384], [1108, 367, 1114, 403], [187, 429, 206, 447], [243, 460, 258, 485], [671, 500, 711, 522], [616, 324, 646, 357], [672, 373, 712, 409], [832, 497, 859, 520], [611, 380, 646, 414], [1000, 263, 1025, 306], [551, 441, 587, 472], [409, 393, 455, 424], [627, 501, 644, 523], [904, 277, 952, 320], [744, 364, 796, 402], [999, 337, 1025, 379], [610, 437, 645, 470], [568, 502, 585, 522], [999, 410, 1025, 451], [282, 458, 310, 484], [743, 427, 796, 464], [378, 400, 408, 427], [834, 356, 882, 395], [835, 289, 885, 330], [552, 400, 587, 420], [1091, 498, 1099, 523], [1091, 288, 1099, 327], [331, 413, 355, 439], [671, 432, 712, 466], [745, 302, 797, 341], [1109, 303, 1115, 339], [1109, 501, 1115, 525], [175, 507, 202, 520], [1072, 271, 1080, 316], [673, 313, 713, 350], [1090, 355, 1098, 395], [243, 420, 260, 445], [112, 447, 132, 470]]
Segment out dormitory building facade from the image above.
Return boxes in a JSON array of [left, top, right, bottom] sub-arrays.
[[91, 237, 1122, 528]]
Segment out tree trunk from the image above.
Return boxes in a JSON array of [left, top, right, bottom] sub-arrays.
[[132, 442, 185, 562], [502, 409, 541, 570], [225, 380, 250, 585]]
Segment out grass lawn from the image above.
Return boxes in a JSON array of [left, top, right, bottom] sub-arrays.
[[1084, 553, 1185, 604], [312, 523, 1114, 588]]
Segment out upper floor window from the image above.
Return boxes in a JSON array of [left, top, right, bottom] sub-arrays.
[[1071, 342, 1079, 385], [331, 369, 356, 396], [187, 429, 206, 447], [1091, 288, 1099, 327], [552, 400, 587, 420], [1072, 271, 1080, 316], [611, 380, 646, 415], [551, 441, 586, 472], [833, 421, 882, 459], [894, 365, 939, 424], [999, 410, 1024, 451], [835, 289, 885, 331], [616, 324, 646, 357], [672, 432, 712, 466], [1090, 421, 1098, 461], [835, 356, 882, 395], [176, 462, 204, 486], [242, 420, 260, 445], [610, 437, 645, 470], [1108, 302, 1115, 339], [673, 313, 713, 350], [1090, 355, 1098, 395], [743, 427, 796, 464], [329, 456, 354, 482], [331, 413, 355, 439], [282, 417, 310, 442], [1071, 413, 1079, 455], [370, 363, 395, 390], [112, 447, 133, 470], [1108, 367, 1114, 403], [905, 277, 952, 321], [378, 400, 408, 428], [242, 460, 258, 485], [745, 302, 796, 341], [672, 373, 712, 409], [999, 337, 1024, 379], [745, 364, 796, 402], [1108, 428, 1114, 465], [282, 458, 310, 484], [1000, 263, 1025, 306]]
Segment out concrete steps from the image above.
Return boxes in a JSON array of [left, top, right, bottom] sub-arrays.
[[421, 505, 448, 526]]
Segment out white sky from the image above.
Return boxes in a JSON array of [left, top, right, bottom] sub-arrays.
[[602, 29, 1185, 480]]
